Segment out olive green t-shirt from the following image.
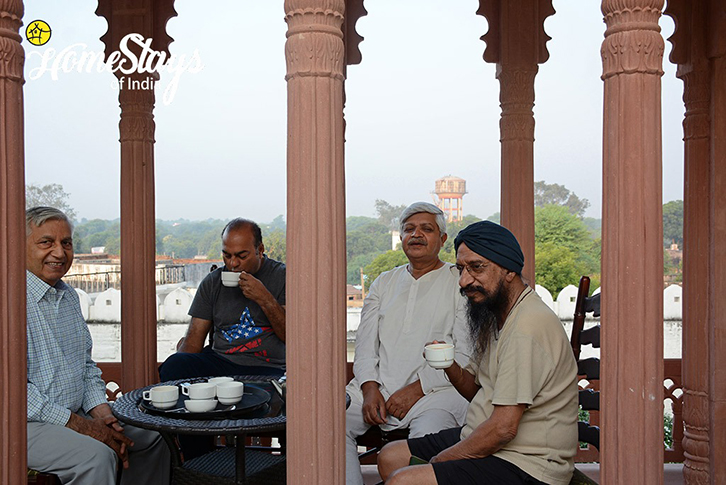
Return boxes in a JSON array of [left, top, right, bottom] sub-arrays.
[[461, 288, 578, 485]]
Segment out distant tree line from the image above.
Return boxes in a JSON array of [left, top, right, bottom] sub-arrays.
[[26, 182, 683, 297]]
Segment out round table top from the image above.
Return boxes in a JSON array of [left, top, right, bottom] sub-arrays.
[[112, 376, 286, 435]]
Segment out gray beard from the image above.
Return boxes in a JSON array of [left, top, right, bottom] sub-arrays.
[[463, 279, 509, 359]]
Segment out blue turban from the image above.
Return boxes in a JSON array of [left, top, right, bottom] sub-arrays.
[[454, 221, 524, 274]]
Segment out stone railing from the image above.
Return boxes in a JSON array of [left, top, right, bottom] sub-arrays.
[[574, 358, 683, 463]]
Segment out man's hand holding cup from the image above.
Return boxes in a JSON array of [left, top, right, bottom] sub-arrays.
[[423, 340, 455, 369]]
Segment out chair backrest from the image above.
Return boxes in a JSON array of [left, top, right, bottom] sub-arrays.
[[570, 276, 601, 451]]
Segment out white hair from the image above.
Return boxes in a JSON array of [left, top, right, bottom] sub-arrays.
[[26, 206, 72, 236], [399, 202, 446, 234]]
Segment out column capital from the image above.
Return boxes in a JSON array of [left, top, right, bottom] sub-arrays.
[[119, 84, 156, 143], [497, 67, 537, 142], [284, 0, 345, 81], [476, 0, 555, 65], [601, 0, 665, 79], [0, 0, 24, 82], [344, 0, 367, 66], [96, 0, 177, 63]]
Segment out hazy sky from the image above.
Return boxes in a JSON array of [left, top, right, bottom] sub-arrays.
[[23, 0, 684, 223]]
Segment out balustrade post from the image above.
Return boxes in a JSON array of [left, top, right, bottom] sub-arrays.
[[284, 0, 347, 482], [0, 1, 27, 482], [600, 1, 665, 483]]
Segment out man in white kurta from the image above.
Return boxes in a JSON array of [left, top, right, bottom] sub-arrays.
[[346, 203, 471, 485]]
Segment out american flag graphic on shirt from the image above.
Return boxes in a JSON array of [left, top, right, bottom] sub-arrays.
[[221, 307, 271, 345]]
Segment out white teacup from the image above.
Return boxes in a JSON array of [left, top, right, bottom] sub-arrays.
[[185, 399, 218, 413], [216, 381, 244, 405], [143, 385, 179, 409], [221, 271, 241, 287], [181, 382, 216, 400], [424, 343, 455, 369], [208, 376, 234, 385]]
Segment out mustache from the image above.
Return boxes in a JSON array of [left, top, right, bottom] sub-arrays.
[[460, 284, 486, 297]]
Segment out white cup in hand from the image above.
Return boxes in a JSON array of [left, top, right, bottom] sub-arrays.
[[424, 343, 455, 369], [221, 271, 241, 287]]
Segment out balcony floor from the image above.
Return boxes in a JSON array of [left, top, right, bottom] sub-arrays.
[[361, 463, 684, 484]]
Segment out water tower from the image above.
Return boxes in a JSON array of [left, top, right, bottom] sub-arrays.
[[434, 175, 467, 222]]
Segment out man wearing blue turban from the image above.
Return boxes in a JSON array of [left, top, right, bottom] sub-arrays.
[[377, 221, 579, 485]]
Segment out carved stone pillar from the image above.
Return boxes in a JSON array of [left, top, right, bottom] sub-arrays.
[[96, 0, 176, 390], [600, 1, 665, 483], [118, 75, 158, 389], [284, 0, 347, 482], [680, 58, 712, 485], [666, 1, 712, 482], [0, 1, 26, 482], [708, 4, 726, 482], [477, 0, 555, 284], [498, 67, 537, 284]]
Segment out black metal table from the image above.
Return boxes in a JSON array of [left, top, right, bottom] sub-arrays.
[[112, 376, 286, 485]]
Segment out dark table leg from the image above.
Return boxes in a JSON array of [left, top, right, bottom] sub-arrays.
[[236, 432, 247, 485], [160, 431, 183, 469]]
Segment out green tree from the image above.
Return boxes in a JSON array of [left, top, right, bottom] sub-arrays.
[[663, 200, 683, 248], [26, 183, 77, 221], [346, 216, 392, 284], [363, 250, 408, 290], [375, 199, 408, 230], [534, 205, 600, 296], [441, 214, 482, 259], [534, 242, 587, 295], [264, 229, 287, 263], [534, 180, 590, 217]]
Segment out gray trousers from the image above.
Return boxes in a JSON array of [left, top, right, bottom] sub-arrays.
[[28, 418, 171, 485]]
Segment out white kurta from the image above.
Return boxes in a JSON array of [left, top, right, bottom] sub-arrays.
[[346, 263, 471, 484], [348, 262, 471, 427]]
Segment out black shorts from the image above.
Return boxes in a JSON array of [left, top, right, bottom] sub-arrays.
[[407, 427, 547, 485]]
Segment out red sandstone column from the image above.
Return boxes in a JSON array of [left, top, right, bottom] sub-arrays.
[[118, 77, 158, 389], [498, 66, 537, 284], [709, 24, 726, 484], [96, 0, 176, 390], [668, 1, 712, 481], [477, 0, 555, 285], [0, 2, 27, 482], [284, 0, 347, 482], [600, 1, 664, 483]]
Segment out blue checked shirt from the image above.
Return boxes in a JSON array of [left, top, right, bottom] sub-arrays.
[[26, 270, 107, 426]]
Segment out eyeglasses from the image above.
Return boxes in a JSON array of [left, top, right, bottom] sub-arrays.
[[452, 262, 487, 276]]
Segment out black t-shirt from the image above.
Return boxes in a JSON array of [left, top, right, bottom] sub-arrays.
[[189, 257, 286, 369]]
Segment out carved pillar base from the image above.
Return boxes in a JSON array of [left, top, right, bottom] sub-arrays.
[[118, 76, 158, 389], [0, 1, 27, 483], [600, 1, 665, 483], [284, 1, 347, 483]]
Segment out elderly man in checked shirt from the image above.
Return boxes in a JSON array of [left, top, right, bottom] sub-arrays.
[[25, 207, 170, 484]]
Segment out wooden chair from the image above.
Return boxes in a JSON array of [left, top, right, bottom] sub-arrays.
[[569, 275, 601, 484]]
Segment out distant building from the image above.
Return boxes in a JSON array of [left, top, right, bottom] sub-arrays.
[[433, 175, 467, 222]]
